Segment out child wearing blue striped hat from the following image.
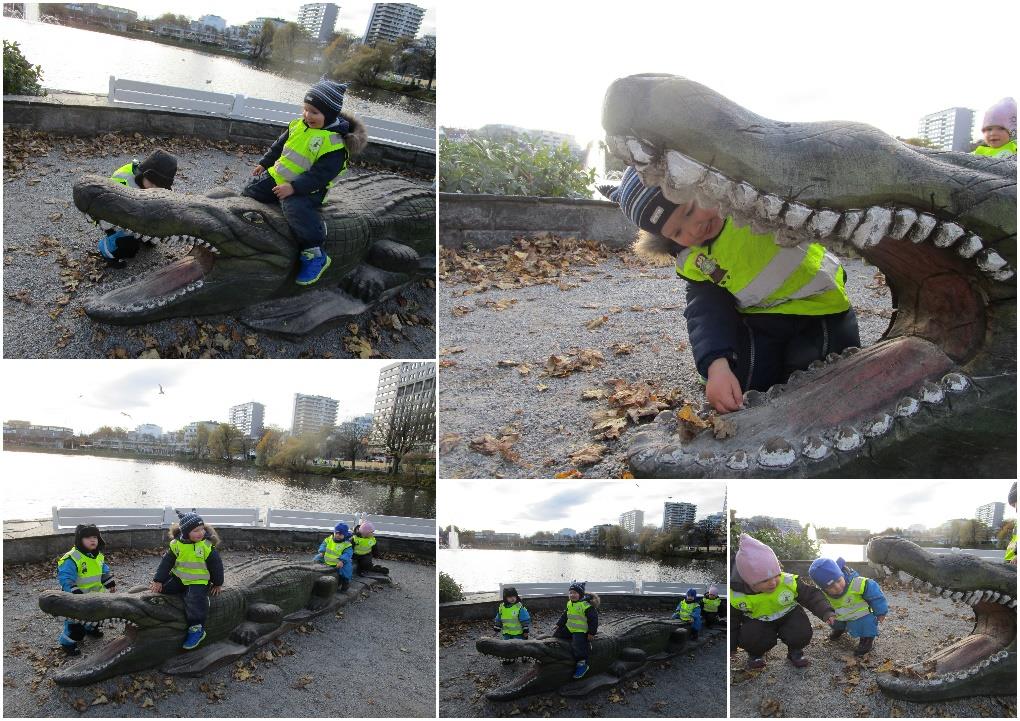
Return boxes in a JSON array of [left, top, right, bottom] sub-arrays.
[[602, 167, 860, 414], [243, 77, 369, 285]]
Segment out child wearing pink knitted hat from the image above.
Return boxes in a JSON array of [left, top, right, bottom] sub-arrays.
[[729, 534, 835, 670], [351, 519, 390, 576], [974, 97, 1017, 157]]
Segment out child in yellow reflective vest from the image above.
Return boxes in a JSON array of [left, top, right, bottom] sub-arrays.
[[493, 586, 531, 665], [702, 585, 724, 627], [243, 77, 368, 286], [553, 581, 600, 679], [55, 523, 117, 655], [351, 520, 389, 576], [973, 98, 1017, 158], [672, 587, 703, 640], [149, 511, 224, 651], [314, 522, 354, 592], [730, 534, 835, 670], [97, 149, 177, 268], [808, 557, 888, 656]]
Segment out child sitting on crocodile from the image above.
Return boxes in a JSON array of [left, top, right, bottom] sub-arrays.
[[729, 534, 835, 670], [243, 77, 368, 286], [97, 149, 177, 269], [702, 585, 724, 627], [56, 523, 117, 656], [808, 556, 888, 657], [973, 97, 1017, 158], [493, 586, 531, 665], [671, 587, 703, 640], [313, 522, 354, 592], [148, 511, 224, 651], [351, 520, 389, 576], [552, 581, 600, 679], [602, 167, 860, 414]]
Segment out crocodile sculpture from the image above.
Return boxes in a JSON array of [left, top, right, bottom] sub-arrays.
[[866, 536, 1016, 702], [475, 616, 691, 700], [602, 74, 1017, 478], [72, 172, 435, 336], [38, 558, 390, 686]]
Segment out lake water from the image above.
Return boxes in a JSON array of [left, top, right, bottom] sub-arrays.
[[1, 19, 435, 127], [1, 450, 435, 519], [819, 542, 867, 561], [439, 548, 726, 592]]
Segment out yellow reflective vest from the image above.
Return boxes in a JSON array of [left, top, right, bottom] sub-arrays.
[[58, 548, 107, 593], [676, 219, 849, 316], [352, 534, 376, 556], [498, 601, 525, 636], [322, 535, 352, 567], [169, 539, 213, 585], [110, 161, 136, 187], [824, 576, 872, 621], [702, 595, 722, 613], [565, 599, 591, 633], [267, 118, 348, 189], [675, 598, 699, 622], [973, 140, 1017, 157], [729, 573, 799, 621]]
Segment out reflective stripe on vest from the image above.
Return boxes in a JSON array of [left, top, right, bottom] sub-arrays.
[[352, 535, 376, 556], [322, 536, 352, 566], [826, 576, 871, 621], [729, 573, 799, 621], [676, 220, 849, 316], [1006, 533, 1017, 562], [702, 596, 722, 613], [111, 161, 135, 187], [268, 118, 347, 189], [499, 602, 524, 635], [170, 539, 212, 585], [973, 140, 1017, 158], [58, 548, 107, 592], [676, 598, 698, 622], [566, 599, 590, 633]]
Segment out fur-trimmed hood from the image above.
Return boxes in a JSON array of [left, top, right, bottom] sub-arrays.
[[584, 592, 601, 608], [633, 229, 682, 266], [168, 522, 221, 546], [338, 111, 369, 157]]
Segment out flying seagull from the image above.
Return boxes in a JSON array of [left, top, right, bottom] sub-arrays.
[[120, 411, 133, 420], [159, 384, 165, 395]]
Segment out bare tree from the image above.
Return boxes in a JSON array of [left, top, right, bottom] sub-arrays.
[[382, 397, 435, 475], [330, 423, 369, 471]]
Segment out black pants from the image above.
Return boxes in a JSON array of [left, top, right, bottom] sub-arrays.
[[703, 610, 719, 627], [161, 576, 210, 626], [737, 605, 813, 657], [735, 308, 860, 392], [354, 552, 388, 574], [553, 626, 591, 662]]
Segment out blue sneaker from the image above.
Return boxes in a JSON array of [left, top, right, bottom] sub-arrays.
[[97, 230, 127, 259], [182, 624, 206, 650], [573, 660, 589, 679], [295, 249, 331, 285]]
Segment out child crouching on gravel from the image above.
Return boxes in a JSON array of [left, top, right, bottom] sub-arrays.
[[149, 511, 223, 651], [98, 149, 177, 268], [808, 556, 887, 656], [314, 522, 354, 592]]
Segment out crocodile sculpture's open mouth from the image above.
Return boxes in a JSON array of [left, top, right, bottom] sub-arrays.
[[603, 74, 1017, 477], [866, 537, 1016, 701], [475, 636, 575, 700]]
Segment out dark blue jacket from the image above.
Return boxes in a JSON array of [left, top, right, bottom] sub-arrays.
[[258, 117, 351, 196]]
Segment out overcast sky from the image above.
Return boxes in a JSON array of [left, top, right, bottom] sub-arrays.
[[439, 0, 1013, 145], [0, 360, 401, 434], [731, 480, 1016, 532], [439, 480, 725, 535], [71, 1, 437, 37]]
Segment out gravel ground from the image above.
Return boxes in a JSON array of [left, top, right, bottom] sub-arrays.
[[729, 583, 1017, 718], [439, 614, 726, 717], [2, 550, 436, 718], [2, 138, 435, 359], [437, 250, 892, 478]]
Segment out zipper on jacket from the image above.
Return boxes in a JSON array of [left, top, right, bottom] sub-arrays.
[[821, 317, 830, 358], [744, 320, 756, 391]]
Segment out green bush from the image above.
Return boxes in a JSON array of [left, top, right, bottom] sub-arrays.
[[439, 134, 595, 198], [732, 519, 820, 561], [439, 571, 464, 602], [3, 41, 45, 96]]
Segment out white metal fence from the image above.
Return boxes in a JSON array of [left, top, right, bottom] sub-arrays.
[[499, 581, 725, 598]]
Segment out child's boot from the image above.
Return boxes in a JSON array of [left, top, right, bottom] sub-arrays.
[[745, 656, 766, 670], [339, 579, 350, 593], [295, 248, 332, 285], [182, 624, 206, 650], [62, 643, 81, 656], [572, 660, 589, 679], [787, 649, 810, 667], [828, 627, 845, 641], [854, 637, 874, 656]]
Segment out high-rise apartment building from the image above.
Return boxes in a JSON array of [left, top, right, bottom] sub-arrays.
[[363, 3, 425, 45], [229, 401, 266, 439], [369, 362, 435, 453], [297, 3, 339, 42], [918, 107, 975, 151], [619, 509, 644, 533], [976, 502, 1005, 530], [291, 394, 339, 436], [663, 501, 697, 531]]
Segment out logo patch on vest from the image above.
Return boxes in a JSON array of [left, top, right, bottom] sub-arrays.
[[738, 601, 748, 610], [694, 254, 727, 284], [308, 137, 323, 154], [778, 590, 795, 606], [195, 546, 205, 558]]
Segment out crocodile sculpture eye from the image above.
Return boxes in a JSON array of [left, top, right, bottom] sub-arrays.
[[242, 211, 265, 225], [148, 596, 166, 605]]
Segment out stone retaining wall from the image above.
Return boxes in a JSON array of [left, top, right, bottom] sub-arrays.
[[439, 192, 636, 249], [440, 593, 705, 622], [2, 96, 435, 176], [2, 527, 435, 566]]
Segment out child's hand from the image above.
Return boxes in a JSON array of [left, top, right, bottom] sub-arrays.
[[209, 585, 223, 596], [251, 164, 265, 176], [149, 581, 162, 593], [825, 614, 836, 626], [272, 183, 295, 199], [706, 358, 744, 414]]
